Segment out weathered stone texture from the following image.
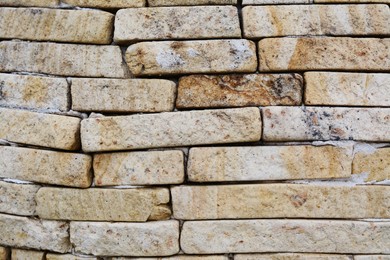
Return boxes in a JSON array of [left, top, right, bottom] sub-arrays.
[[0, 181, 40, 216], [11, 249, 45, 260], [188, 146, 352, 182], [0, 247, 9, 260], [0, 0, 58, 7], [126, 40, 257, 76], [353, 148, 390, 182], [0, 146, 92, 187], [81, 107, 261, 152], [315, 0, 390, 3], [235, 254, 352, 260], [118, 256, 228, 260], [70, 220, 180, 256], [46, 254, 97, 260], [259, 38, 390, 71], [0, 213, 70, 253], [354, 256, 390, 260], [262, 107, 390, 141], [176, 74, 302, 108], [0, 8, 113, 44], [94, 150, 184, 186], [0, 41, 125, 78], [71, 78, 176, 112], [243, 0, 309, 3], [149, 0, 236, 5], [0, 108, 81, 150], [181, 220, 390, 254], [62, 0, 145, 8], [304, 72, 390, 106], [36, 188, 171, 221]]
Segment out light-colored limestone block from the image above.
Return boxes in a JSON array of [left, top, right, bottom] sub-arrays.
[[353, 148, 390, 182], [11, 249, 44, 260], [149, 0, 236, 5], [0, 247, 9, 260], [315, 0, 390, 3], [354, 256, 390, 260], [46, 254, 97, 260], [0, 181, 40, 216], [243, 0, 309, 3], [118, 256, 228, 260], [62, 0, 145, 8], [0, 0, 58, 7], [235, 254, 352, 260]]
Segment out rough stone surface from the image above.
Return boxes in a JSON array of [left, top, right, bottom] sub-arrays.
[[0, 8, 113, 44], [0, 41, 125, 78], [0, 0, 58, 7], [176, 74, 303, 108], [115, 6, 240, 43], [0, 213, 70, 253], [188, 145, 352, 182], [71, 78, 176, 113], [354, 256, 390, 260], [149, 0, 236, 5], [0, 247, 9, 260], [243, 0, 309, 3], [94, 150, 184, 186], [81, 107, 261, 152], [0, 73, 68, 111], [126, 40, 257, 76], [0, 146, 92, 187], [258, 38, 390, 72], [243, 5, 390, 38], [181, 220, 390, 254], [235, 254, 352, 260], [353, 148, 390, 182], [304, 72, 390, 106], [46, 254, 97, 260], [315, 0, 390, 3], [262, 107, 390, 141], [62, 0, 145, 8], [11, 249, 45, 260], [36, 188, 171, 221], [118, 256, 228, 260], [70, 220, 180, 256], [0, 181, 40, 216]]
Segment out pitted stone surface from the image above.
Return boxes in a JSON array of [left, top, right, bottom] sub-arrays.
[[0, 181, 40, 216], [62, 0, 145, 8], [46, 254, 97, 260], [149, 0, 236, 5], [0, 0, 58, 6], [120, 256, 228, 260], [11, 249, 45, 260], [243, 0, 309, 3], [235, 254, 352, 260], [353, 148, 390, 182]]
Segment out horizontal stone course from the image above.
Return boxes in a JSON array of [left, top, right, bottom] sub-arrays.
[[234, 254, 352, 260], [0, 0, 58, 6], [315, 0, 390, 2], [11, 249, 45, 260], [243, 0, 309, 3], [353, 147, 390, 182], [354, 256, 390, 260], [0, 181, 40, 216], [117, 256, 228, 260], [149, 0, 236, 5], [46, 254, 97, 260], [62, 0, 145, 8]]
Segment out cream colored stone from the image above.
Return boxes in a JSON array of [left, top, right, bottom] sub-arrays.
[[0, 41, 125, 78], [354, 256, 390, 260], [71, 78, 176, 112], [0, 8, 113, 44], [188, 146, 352, 182], [259, 37, 390, 72], [0, 181, 40, 216], [316, 0, 389, 3], [115, 6, 240, 43], [149, 0, 236, 5], [11, 249, 44, 260], [181, 220, 390, 254], [81, 107, 261, 152], [62, 0, 145, 8], [262, 107, 390, 141], [243, 0, 308, 3], [0, 108, 80, 150], [0, 146, 92, 187], [94, 150, 184, 186], [0, 247, 9, 260], [304, 72, 390, 106], [117, 256, 228, 260], [0, 0, 58, 7], [36, 188, 171, 221], [353, 148, 390, 182], [70, 220, 179, 256], [0, 213, 70, 253], [235, 254, 352, 260], [46, 254, 97, 260], [126, 40, 257, 76]]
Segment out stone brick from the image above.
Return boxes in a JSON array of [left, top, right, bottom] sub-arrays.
[[94, 150, 184, 186], [315, 0, 389, 3], [181, 220, 390, 254], [0, 181, 40, 216], [354, 256, 390, 260], [0, 8, 113, 44], [115, 6, 240, 43], [258, 37, 390, 72], [235, 254, 352, 260], [62, 0, 145, 8], [0, 213, 70, 253], [304, 72, 390, 106], [0, 73, 68, 111], [188, 145, 352, 182], [243, 5, 390, 38], [176, 74, 302, 108], [0, 0, 58, 7], [117, 256, 228, 260], [126, 40, 257, 76], [0, 146, 92, 187], [0, 247, 9, 260], [11, 249, 44, 260], [36, 188, 171, 221], [149, 0, 236, 5], [0, 41, 125, 78], [353, 148, 390, 182], [46, 254, 97, 260], [71, 78, 176, 113], [243, 0, 308, 3], [262, 107, 390, 141], [70, 220, 179, 256]]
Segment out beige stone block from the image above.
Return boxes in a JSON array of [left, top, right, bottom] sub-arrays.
[[94, 150, 184, 186], [0, 41, 125, 78], [11, 249, 44, 260], [176, 74, 302, 108], [81, 107, 261, 152], [71, 78, 176, 112], [62, 0, 145, 8], [354, 256, 390, 260], [0, 247, 9, 260], [0, 213, 70, 253], [262, 107, 390, 141], [353, 148, 390, 182], [126, 40, 257, 76], [0, 0, 59, 7], [315, 0, 389, 3], [235, 254, 352, 260], [243, 0, 308, 3], [149, 0, 236, 5], [46, 254, 97, 260], [118, 256, 228, 260], [258, 37, 390, 72], [0, 146, 92, 187], [70, 220, 179, 256], [0, 181, 40, 216]]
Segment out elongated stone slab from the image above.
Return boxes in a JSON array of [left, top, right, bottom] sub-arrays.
[[115, 6, 240, 43], [188, 146, 352, 182], [149, 0, 236, 5], [71, 78, 176, 112], [0, 8, 113, 44], [315, 0, 390, 3], [0, 213, 70, 253], [0, 146, 92, 187], [0, 181, 40, 216], [36, 188, 171, 221], [0, 247, 9, 260], [258, 38, 390, 72], [304, 72, 390, 106], [262, 107, 390, 141], [11, 249, 45, 260], [0, 41, 125, 78], [81, 107, 261, 152], [94, 150, 184, 186], [70, 220, 179, 256], [46, 254, 97, 260], [243, 5, 390, 38], [62, 0, 145, 8], [243, 0, 308, 3], [235, 254, 352, 260], [121, 256, 228, 260], [181, 220, 390, 254], [353, 148, 390, 182], [176, 74, 302, 108], [354, 256, 390, 260], [0, 0, 58, 7], [126, 40, 257, 76]]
